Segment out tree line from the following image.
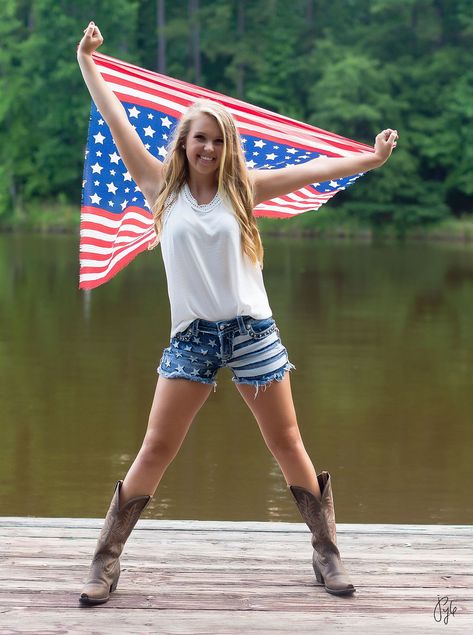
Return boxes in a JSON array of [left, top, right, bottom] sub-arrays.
[[1, 0, 472, 232]]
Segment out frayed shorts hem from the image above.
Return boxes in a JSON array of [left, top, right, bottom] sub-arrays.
[[157, 368, 218, 391], [232, 362, 296, 398]]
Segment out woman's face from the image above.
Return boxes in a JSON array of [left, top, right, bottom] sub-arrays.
[[184, 113, 224, 177]]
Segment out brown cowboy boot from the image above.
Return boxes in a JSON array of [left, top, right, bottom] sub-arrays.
[[290, 471, 355, 596], [79, 480, 150, 605]]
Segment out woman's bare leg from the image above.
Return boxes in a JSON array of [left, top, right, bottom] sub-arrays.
[[235, 373, 321, 498], [120, 376, 213, 504]]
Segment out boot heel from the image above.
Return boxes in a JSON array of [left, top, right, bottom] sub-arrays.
[[313, 561, 324, 585], [110, 574, 119, 593]]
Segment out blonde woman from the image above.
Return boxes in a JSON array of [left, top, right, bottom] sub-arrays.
[[77, 22, 398, 605]]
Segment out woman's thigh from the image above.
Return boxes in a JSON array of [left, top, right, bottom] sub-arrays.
[[235, 373, 303, 454], [143, 376, 213, 455]]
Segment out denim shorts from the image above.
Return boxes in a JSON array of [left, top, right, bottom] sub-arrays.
[[158, 315, 295, 396]]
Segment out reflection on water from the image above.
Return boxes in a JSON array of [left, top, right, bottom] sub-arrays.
[[1, 234, 472, 524]]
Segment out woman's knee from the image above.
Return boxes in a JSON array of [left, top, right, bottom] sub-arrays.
[[139, 433, 179, 466], [266, 430, 305, 459]]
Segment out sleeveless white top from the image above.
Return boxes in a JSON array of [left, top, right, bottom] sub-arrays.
[[160, 184, 272, 337]]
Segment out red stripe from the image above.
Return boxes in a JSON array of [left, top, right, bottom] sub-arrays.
[[95, 52, 372, 153], [80, 205, 153, 221], [95, 53, 372, 155], [79, 240, 151, 289], [80, 234, 154, 263]]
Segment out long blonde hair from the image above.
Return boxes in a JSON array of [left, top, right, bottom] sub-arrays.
[[151, 99, 263, 265]]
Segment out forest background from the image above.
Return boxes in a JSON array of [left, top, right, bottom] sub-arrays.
[[1, 0, 472, 239]]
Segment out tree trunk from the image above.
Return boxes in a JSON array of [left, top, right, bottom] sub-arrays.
[[157, 0, 166, 73], [188, 0, 201, 85], [236, 0, 245, 99]]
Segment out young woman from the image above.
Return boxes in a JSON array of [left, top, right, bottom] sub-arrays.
[[77, 22, 398, 605]]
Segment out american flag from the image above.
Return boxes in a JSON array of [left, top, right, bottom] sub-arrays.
[[80, 51, 373, 290]]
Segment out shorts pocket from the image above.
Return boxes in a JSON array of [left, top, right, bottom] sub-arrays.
[[246, 317, 277, 340], [174, 324, 193, 342]]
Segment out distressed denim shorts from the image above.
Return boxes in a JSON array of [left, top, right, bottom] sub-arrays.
[[158, 315, 295, 396]]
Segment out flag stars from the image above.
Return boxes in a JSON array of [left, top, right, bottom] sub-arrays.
[[184, 345, 192, 351], [246, 160, 257, 168], [143, 125, 156, 137], [191, 368, 200, 376], [148, 113, 154, 119], [94, 180, 100, 186], [120, 200, 129, 210], [123, 171, 132, 181], [329, 180, 339, 188], [109, 152, 121, 164], [106, 182, 118, 194], [125, 187, 130, 193], [90, 193, 102, 204], [98, 118, 104, 126], [190, 355, 198, 362], [110, 169, 116, 176], [128, 106, 140, 118], [266, 153, 277, 160], [177, 364, 185, 373], [254, 140, 266, 148], [96, 151, 102, 157], [158, 146, 167, 158], [93, 132, 106, 144], [108, 201, 114, 207], [192, 337, 201, 344], [208, 339, 217, 347], [161, 116, 172, 128], [287, 148, 297, 154], [91, 162, 103, 174]]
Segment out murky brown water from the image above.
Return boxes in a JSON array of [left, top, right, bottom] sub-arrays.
[[1, 234, 472, 524]]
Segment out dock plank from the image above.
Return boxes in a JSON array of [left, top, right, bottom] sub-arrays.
[[0, 518, 471, 634]]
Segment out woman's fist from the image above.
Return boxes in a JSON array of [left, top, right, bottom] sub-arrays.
[[77, 22, 104, 56], [373, 128, 399, 165]]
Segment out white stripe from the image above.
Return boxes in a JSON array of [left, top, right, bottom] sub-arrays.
[[97, 53, 371, 147], [80, 226, 153, 241], [79, 233, 152, 281], [231, 331, 279, 358], [105, 74, 364, 157], [230, 342, 286, 369], [101, 63, 369, 157], [232, 352, 288, 378], [81, 211, 154, 229]]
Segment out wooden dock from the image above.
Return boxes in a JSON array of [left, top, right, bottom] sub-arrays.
[[0, 518, 471, 634]]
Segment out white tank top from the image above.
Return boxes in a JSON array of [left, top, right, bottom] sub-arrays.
[[160, 184, 272, 337]]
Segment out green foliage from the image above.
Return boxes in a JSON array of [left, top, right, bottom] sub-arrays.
[[0, 0, 472, 231]]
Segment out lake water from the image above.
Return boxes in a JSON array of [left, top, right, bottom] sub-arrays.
[[1, 233, 472, 524]]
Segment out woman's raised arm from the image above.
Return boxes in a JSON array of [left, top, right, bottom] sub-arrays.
[[77, 22, 163, 204], [250, 129, 398, 207]]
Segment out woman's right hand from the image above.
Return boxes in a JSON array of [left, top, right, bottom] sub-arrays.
[[77, 21, 104, 57]]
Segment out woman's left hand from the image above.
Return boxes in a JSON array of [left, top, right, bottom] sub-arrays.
[[373, 128, 399, 166]]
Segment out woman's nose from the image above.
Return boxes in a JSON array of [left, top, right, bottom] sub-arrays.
[[204, 140, 214, 152]]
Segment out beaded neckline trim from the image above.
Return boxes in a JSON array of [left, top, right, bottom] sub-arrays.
[[183, 184, 221, 214]]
